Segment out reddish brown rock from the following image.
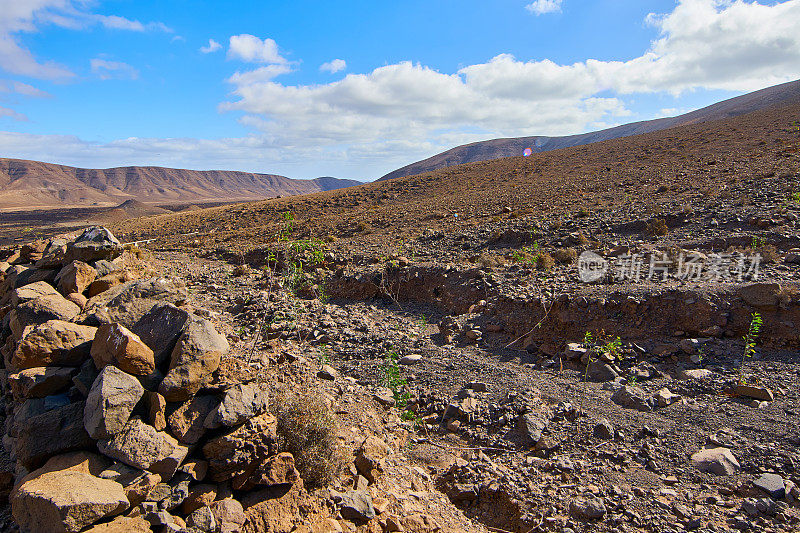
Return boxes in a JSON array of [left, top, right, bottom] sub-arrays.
[[56, 261, 97, 296], [11, 470, 128, 533], [12, 320, 97, 370], [91, 323, 155, 376], [167, 395, 218, 444]]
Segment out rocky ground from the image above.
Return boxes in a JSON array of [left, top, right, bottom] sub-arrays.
[[0, 101, 798, 532]]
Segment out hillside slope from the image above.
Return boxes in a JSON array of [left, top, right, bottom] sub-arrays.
[[378, 78, 800, 181], [0, 159, 361, 209]]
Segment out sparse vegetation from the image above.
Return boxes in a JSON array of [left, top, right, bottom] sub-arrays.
[[552, 247, 578, 264], [274, 391, 342, 487], [738, 312, 763, 385], [645, 217, 668, 236]]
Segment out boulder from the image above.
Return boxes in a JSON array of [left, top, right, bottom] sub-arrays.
[[72, 359, 99, 397], [655, 387, 682, 407], [733, 384, 774, 401], [739, 282, 781, 308], [203, 412, 277, 482], [56, 261, 97, 296], [10, 294, 81, 340], [586, 360, 619, 382], [611, 385, 653, 412], [209, 498, 246, 533], [84, 516, 151, 532], [10, 394, 71, 437], [65, 226, 123, 263], [691, 447, 740, 476], [131, 303, 190, 366], [9, 366, 76, 399], [80, 277, 188, 329], [97, 418, 188, 479], [167, 395, 218, 444], [99, 463, 161, 507], [67, 292, 88, 309], [16, 403, 94, 470], [339, 490, 375, 521], [181, 484, 217, 515], [11, 470, 128, 533], [12, 320, 97, 370], [570, 496, 607, 520], [754, 473, 786, 499], [204, 382, 268, 429], [84, 366, 145, 439], [232, 452, 299, 492], [145, 391, 167, 430], [516, 413, 547, 446], [10, 281, 61, 307], [91, 323, 156, 376], [34, 239, 68, 269], [593, 419, 615, 440], [159, 317, 229, 402], [187, 506, 217, 532], [354, 435, 389, 483], [87, 272, 130, 298]]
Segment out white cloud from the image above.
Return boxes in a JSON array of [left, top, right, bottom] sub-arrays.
[[90, 58, 139, 80], [0, 79, 50, 97], [0, 1, 170, 81], [320, 59, 346, 73], [526, 0, 563, 15], [227, 34, 287, 64], [200, 38, 222, 54], [0, 106, 26, 121], [95, 15, 172, 33], [2, 0, 800, 182]]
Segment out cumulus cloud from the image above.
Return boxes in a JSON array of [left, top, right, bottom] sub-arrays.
[[90, 58, 139, 80], [200, 38, 222, 54], [227, 34, 287, 64], [320, 59, 346, 73], [3, 0, 800, 182], [526, 0, 563, 15]]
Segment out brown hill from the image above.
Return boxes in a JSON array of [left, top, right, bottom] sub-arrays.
[[0, 159, 361, 210], [378, 78, 800, 181]]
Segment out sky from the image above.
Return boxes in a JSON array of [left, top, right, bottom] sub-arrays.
[[0, 0, 799, 182]]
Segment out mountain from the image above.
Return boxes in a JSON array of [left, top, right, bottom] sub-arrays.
[[378, 78, 800, 182], [0, 159, 362, 210]]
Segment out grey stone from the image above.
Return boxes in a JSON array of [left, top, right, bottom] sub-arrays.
[[84, 366, 145, 439], [570, 496, 607, 520], [516, 413, 547, 446], [65, 226, 123, 263], [339, 490, 375, 521], [691, 447, 740, 476], [131, 303, 190, 366], [754, 473, 786, 499], [593, 419, 614, 440], [97, 418, 188, 479], [16, 402, 93, 469], [204, 383, 268, 429], [159, 317, 228, 402], [611, 385, 653, 412]]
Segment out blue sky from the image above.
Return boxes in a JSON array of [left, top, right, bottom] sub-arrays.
[[0, 0, 799, 181]]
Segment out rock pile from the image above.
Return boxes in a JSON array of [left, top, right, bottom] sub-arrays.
[[0, 228, 282, 532]]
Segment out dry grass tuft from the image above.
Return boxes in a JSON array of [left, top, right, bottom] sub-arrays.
[[274, 391, 342, 487], [552, 247, 578, 264], [645, 218, 669, 236]]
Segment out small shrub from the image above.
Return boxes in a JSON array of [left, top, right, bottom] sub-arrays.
[[275, 391, 342, 487], [535, 252, 555, 270], [552, 247, 577, 264], [645, 218, 668, 236], [576, 207, 590, 218], [477, 253, 506, 269], [232, 264, 249, 277]]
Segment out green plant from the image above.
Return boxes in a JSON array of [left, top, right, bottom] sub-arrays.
[[751, 236, 766, 249], [581, 331, 622, 382], [738, 312, 763, 385], [382, 350, 421, 424]]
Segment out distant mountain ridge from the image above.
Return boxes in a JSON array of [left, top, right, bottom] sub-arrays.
[[0, 159, 362, 210], [378, 78, 800, 181]]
